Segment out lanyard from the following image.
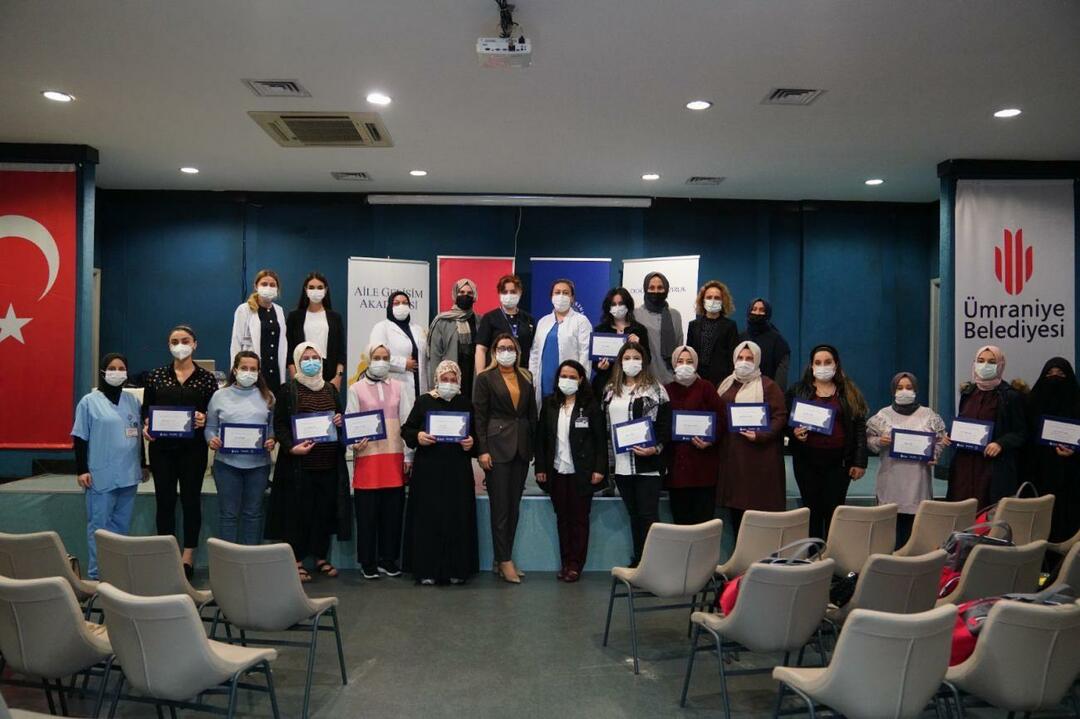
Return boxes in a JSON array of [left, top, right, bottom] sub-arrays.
[[501, 309, 519, 339]]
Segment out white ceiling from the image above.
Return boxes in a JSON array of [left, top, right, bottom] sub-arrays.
[[2, 0, 1079, 201]]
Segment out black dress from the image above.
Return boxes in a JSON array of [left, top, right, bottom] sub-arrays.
[[401, 392, 479, 582]]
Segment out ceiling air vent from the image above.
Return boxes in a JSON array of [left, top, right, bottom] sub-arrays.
[[242, 79, 311, 98], [331, 171, 373, 181], [686, 176, 726, 186], [762, 88, 824, 106], [248, 112, 393, 148]]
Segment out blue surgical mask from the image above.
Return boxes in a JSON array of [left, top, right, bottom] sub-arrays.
[[300, 358, 322, 377]]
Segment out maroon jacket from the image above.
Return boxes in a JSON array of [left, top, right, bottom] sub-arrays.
[[664, 377, 723, 489]]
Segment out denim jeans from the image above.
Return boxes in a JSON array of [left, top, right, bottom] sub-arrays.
[[85, 484, 138, 579], [212, 460, 270, 545]]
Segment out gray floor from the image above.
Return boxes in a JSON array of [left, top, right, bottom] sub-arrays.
[[1, 571, 1021, 719]]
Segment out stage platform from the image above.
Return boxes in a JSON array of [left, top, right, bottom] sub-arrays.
[[0, 459, 943, 572]]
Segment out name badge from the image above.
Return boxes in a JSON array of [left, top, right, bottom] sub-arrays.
[[126, 427, 139, 438], [574, 416, 590, 428]]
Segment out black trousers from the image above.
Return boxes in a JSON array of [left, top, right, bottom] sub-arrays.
[[149, 444, 208, 550], [668, 487, 716, 526], [292, 468, 338, 562], [353, 487, 405, 568], [486, 458, 528, 563], [793, 452, 849, 540], [614, 475, 662, 564], [895, 512, 915, 551]]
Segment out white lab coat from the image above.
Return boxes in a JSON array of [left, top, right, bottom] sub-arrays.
[[368, 318, 428, 404], [528, 308, 592, 405], [230, 302, 288, 379]]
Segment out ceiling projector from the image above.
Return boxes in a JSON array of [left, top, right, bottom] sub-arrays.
[[477, 36, 532, 68]]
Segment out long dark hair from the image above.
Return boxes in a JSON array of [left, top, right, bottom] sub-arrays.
[[601, 287, 636, 323], [552, 359, 593, 405], [296, 271, 333, 311], [226, 351, 275, 407], [606, 341, 657, 396], [796, 344, 867, 418]]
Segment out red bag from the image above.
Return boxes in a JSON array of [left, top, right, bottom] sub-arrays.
[[938, 567, 962, 597], [937, 521, 1013, 598], [715, 538, 825, 615], [719, 576, 741, 615], [949, 584, 1075, 666]]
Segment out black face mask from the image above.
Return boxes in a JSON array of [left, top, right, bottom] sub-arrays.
[[644, 291, 667, 310], [748, 314, 767, 325], [455, 295, 475, 311]]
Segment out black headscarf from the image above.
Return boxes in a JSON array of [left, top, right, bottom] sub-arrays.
[[642, 272, 677, 368], [386, 290, 418, 359], [99, 352, 128, 405], [746, 297, 775, 336], [1027, 357, 1080, 421], [889, 371, 920, 416], [740, 297, 790, 381]]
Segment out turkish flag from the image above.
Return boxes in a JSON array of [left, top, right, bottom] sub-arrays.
[[0, 166, 77, 448], [436, 256, 515, 316]]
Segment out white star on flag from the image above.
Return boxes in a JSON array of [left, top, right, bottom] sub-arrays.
[[0, 304, 32, 344]]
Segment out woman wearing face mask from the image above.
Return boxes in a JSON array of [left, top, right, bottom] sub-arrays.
[[785, 345, 868, 539], [205, 352, 277, 545], [1023, 358, 1079, 543], [529, 279, 593, 406], [265, 343, 352, 583], [474, 275, 535, 377], [230, 269, 288, 392], [686, 281, 739, 385], [663, 346, 723, 525], [286, 272, 346, 390], [401, 360, 479, 585], [534, 360, 607, 582], [369, 290, 427, 403], [637, 272, 685, 384], [946, 345, 1026, 507], [738, 298, 792, 391], [346, 344, 415, 579], [72, 353, 148, 579], [602, 342, 672, 566], [428, 279, 479, 400], [142, 325, 217, 578], [866, 372, 946, 548], [473, 334, 537, 584], [591, 287, 647, 397]]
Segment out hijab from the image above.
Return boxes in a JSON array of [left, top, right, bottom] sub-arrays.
[[1027, 357, 1080, 419], [670, 345, 699, 386], [890, 371, 920, 416], [972, 345, 1005, 391], [745, 297, 776, 336], [98, 352, 128, 405], [293, 341, 326, 392], [430, 279, 477, 347], [643, 272, 678, 366], [386, 290, 418, 357], [429, 360, 462, 398], [717, 340, 764, 403], [366, 343, 391, 382], [740, 298, 790, 381]]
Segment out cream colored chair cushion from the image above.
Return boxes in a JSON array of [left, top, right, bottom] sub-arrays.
[[612, 520, 723, 598], [828, 550, 947, 624], [991, 495, 1055, 546], [0, 531, 99, 601], [936, 541, 1046, 607], [716, 508, 810, 578], [95, 530, 211, 605], [822, 504, 898, 576], [895, 499, 977, 557]]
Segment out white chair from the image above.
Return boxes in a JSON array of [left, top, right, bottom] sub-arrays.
[[94, 530, 212, 610], [936, 541, 1047, 607], [1048, 526, 1080, 558], [1055, 540, 1080, 591], [990, 494, 1055, 546], [602, 520, 723, 675], [207, 538, 346, 719], [0, 531, 100, 617], [827, 550, 948, 626], [717, 508, 810, 579], [945, 600, 1080, 717], [894, 499, 978, 557], [774, 605, 957, 719], [680, 558, 836, 717], [97, 582, 279, 719], [821, 504, 897, 576]]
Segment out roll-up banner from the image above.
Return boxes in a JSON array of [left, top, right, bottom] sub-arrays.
[[347, 257, 430, 379], [436, 256, 515, 316], [621, 255, 700, 336], [529, 257, 612, 326]]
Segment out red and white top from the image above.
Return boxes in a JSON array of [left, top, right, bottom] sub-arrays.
[[346, 375, 414, 490]]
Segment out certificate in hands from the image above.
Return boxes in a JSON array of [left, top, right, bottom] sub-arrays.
[[727, 403, 770, 432], [949, 419, 993, 451], [788, 399, 836, 435], [612, 417, 656, 454], [889, 429, 936, 462], [148, 406, 195, 439], [590, 333, 626, 360], [425, 411, 470, 442], [219, 423, 267, 455], [1038, 416, 1080, 450], [344, 410, 387, 443], [291, 411, 337, 444], [672, 411, 717, 441]]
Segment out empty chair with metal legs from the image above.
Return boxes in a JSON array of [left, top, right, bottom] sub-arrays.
[[936, 541, 1046, 607], [716, 508, 810, 580], [94, 530, 212, 611], [821, 504, 898, 576], [894, 499, 978, 557], [0, 531, 101, 617], [827, 550, 948, 626]]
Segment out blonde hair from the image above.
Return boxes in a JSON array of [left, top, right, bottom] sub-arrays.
[[481, 333, 533, 382], [246, 269, 282, 311], [695, 280, 734, 317]]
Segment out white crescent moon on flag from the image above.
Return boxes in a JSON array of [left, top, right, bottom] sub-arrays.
[[0, 215, 61, 300]]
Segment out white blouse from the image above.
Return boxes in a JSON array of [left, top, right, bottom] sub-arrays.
[[554, 404, 575, 475]]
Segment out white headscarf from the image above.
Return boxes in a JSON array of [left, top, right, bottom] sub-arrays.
[[716, 340, 763, 403], [293, 341, 326, 392]]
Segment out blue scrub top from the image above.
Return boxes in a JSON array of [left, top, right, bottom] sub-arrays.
[[71, 390, 142, 492]]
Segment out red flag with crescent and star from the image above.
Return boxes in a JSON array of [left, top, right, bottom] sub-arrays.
[[0, 165, 77, 448]]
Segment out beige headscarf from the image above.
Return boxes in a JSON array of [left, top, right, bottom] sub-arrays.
[[716, 340, 764, 403], [429, 359, 462, 397], [293, 341, 325, 392], [670, 345, 699, 386]]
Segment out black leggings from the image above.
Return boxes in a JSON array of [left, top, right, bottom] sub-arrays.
[[615, 475, 662, 564], [668, 487, 716, 526], [792, 453, 850, 540], [150, 445, 208, 549], [354, 487, 405, 567]]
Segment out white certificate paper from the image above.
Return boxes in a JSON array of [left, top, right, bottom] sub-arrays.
[[728, 404, 768, 429], [1040, 417, 1080, 448], [428, 413, 468, 438], [891, 430, 934, 460], [222, 425, 263, 450], [674, 413, 714, 438], [790, 400, 834, 431], [950, 419, 992, 449], [150, 409, 193, 434], [614, 419, 653, 451], [345, 413, 384, 440], [591, 333, 626, 359], [294, 414, 333, 441]]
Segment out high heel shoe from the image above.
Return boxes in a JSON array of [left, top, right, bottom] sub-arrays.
[[498, 561, 521, 584]]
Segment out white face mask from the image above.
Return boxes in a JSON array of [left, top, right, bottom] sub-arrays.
[[170, 343, 194, 360], [674, 364, 696, 383], [552, 294, 572, 313], [974, 362, 998, 380], [894, 389, 916, 405], [558, 377, 579, 396], [391, 303, 411, 321], [622, 359, 643, 378], [235, 370, 259, 387], [368, 360, 390, 379], [734, 360, 756, 380], [704, 299, 723, 314], [495, 350, 517, 367], [103, 370, 127, 387], [306, 288, 326, 303], [813, 365, 836, 382], [257, 285, 278, 301], [436, 382, 460, 400], [500, 293, 520, 310], [610, 304, 628, 320]]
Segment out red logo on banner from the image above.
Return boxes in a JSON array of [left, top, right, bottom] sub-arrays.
[[993, 228, 1033, 296], [0, 168, 77, 448]]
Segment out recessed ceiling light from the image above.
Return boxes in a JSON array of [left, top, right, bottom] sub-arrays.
[[409, 169, 428, 177], [366, 92, 392, 106], [42, 90, 75, 103], [179, 167, 200, 175], [864, 178, 884, 186], [641, 173, 661, 181], [993, 107, 1022, 118], [685, 100, 712, 111]]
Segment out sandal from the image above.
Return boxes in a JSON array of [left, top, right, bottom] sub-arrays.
[[315, 561, 339, 578], [297, 566, 312, 583]]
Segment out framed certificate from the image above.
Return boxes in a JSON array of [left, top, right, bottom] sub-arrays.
[[788, 399, 836, 435], [148, 406, 195, 439], [889, 429, 936, 462], [219, 423, 267, 455], [344, 410, 387, 443], [425, 411, 470, 442], [672, 411, 717, 441], [291, 411, 337, 444], [949, 418, 994, 452], [1038, 416, 1080, 450], [727, 403, 770, 432], [590, 333, 627, 360], [612, 417, 656, 454]]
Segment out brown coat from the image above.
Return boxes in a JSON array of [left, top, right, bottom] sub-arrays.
[[716, 375, 788, 511]]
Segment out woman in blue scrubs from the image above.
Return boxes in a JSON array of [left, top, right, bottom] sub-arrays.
[[71, 353, 147, 579]]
